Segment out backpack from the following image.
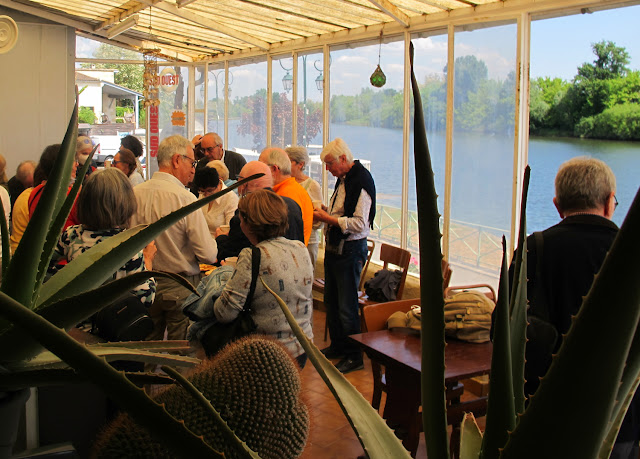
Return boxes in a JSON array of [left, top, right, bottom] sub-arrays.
[[444, 291, 495, 343]]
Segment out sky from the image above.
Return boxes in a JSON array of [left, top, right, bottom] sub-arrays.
[[76, 4, 640, 98]]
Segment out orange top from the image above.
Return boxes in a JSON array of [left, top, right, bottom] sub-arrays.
[[272, 177, 313, 246]]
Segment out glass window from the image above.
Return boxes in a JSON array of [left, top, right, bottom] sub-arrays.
[[329, 39, 405, 257], [194, 65, 205, 136], [228, 60, 267, 160], [450, 23, 517, 281], [409, 32, 448, 275], [272, 56, 294, 148], [207, 65, 227, 136], [298, 51, 324, 184]]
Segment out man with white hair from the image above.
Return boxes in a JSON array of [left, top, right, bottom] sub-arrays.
[[196, 132, 246, 180], [130, 135, 217, 342], [314, 138, 376, 374], [215, 160, 304, 263], [259, 147, 313, 246]]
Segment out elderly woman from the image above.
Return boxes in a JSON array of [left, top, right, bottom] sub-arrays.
[[193, 166, 238, 238], [48, 168, 156, 305], [286, 146, 323, 269], [207, 159, 235, 188], [211, 189, 313, 367], [113, 148, 144, 186]]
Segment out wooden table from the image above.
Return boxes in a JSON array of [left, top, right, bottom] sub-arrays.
[[350, 329, 492, 457]]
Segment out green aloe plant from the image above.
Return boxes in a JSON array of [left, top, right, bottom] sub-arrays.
[[409, 40, 640, 458], [0, 100, 267, 457]]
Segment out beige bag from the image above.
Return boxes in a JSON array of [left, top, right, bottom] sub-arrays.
[[386, 305, 421, 331], [444, 291, 495, 343]]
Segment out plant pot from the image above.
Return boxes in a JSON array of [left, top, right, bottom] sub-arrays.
[[0, 389, 30, 459]]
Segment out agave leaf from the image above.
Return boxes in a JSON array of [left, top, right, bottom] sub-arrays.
[[0, 290, 221, 458], [480, 237, 516, 459], [162, 366, 260, 459], [502, 187, 640, 458], [0, 271, 193, 363], [261, 278, 411, 458], [34, 174, 261, 309], [508, 166, 530, 416], [460, 413, 483, 459], [0, 368, 175, 391], [409, 41, 450, 458], [33, 143, 99, 297], [2, 102, 79, 308], [7, 347, 199, 371], [91, 340, 191, 352]]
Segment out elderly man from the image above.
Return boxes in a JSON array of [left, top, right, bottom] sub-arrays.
[[8, 160, 36, 208], [130, 135, 217, 342], [195, 132, 246, 181], [314, 138, 376, 374], [215, 161, 304, 263], [516, 157, 638, 458], [259, 147, 313, 246]]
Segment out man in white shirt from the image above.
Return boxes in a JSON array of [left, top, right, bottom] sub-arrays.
[[130, 135, 217, 341]]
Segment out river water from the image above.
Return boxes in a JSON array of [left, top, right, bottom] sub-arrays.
[[227, 121, 639, 235]]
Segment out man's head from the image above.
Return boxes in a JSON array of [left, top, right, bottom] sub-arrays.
[[200, 133, 224, 161], [120, 135, 144, 158], [16, 160, 36, 188], [320, 138, 354, 178], [157, 135, 197, 186], [237, 161, 272, 197], [553, 156, 617, 219], [259, 147, 291, 185]]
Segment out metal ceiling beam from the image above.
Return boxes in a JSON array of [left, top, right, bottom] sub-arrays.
[[136, 0, 271, 50], [367, 0, 411, 26], [95, 2, 151, 32]]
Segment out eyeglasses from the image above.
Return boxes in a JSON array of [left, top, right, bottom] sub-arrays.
[[180, 155, 197, 168], [204, 145, 222, 154], [614, 195, 619, 207], [112, 160, 122, 165]]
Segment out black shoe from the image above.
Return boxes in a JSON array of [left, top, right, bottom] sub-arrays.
[[335, 357, 364, 374], [321, 347, 345, 359]]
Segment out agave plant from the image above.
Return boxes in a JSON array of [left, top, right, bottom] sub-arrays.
[[408, 40, 640, 459]]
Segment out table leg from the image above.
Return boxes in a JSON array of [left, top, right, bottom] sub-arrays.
[[382, 366, 421, 456]]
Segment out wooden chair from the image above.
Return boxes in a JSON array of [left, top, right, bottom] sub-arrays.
[[362, 298, 420, 410], [314, 239, 375, 340], [444, 283, 497, 302], [358, 243, 412, 331]]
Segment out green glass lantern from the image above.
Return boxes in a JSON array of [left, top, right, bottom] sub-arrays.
[[370, 65, 386, 88]]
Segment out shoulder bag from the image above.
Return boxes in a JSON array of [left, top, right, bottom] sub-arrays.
[[200, 246, 261, 358]]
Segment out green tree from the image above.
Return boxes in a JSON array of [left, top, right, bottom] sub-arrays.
[[445, 55, 489, 109], [82, 44, 144, 93], [576, 40, 630, 81]]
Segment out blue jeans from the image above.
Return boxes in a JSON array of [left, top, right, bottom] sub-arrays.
[[324, 238, 367, 361]]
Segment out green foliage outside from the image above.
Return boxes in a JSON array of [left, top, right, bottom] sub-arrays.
[[530, 40, 638, 140], [79, 106, 97, 124]]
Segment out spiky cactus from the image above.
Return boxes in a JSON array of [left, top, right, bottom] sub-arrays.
[[92, 337, 309, 458]]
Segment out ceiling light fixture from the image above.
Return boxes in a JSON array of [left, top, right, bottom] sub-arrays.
[[106, 15, 139, 39]]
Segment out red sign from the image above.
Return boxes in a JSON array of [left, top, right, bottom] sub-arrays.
[[149, 105, 159, 158]]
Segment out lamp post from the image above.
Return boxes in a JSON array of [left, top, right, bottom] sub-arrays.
[[205, 70, 233, 133], [280, 57, 324, 147]]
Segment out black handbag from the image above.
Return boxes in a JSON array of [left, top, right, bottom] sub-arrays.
[[92, 295, 154, 342], [200, 246, 261, 358]]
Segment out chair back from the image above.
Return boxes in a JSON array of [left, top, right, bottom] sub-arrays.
[[362, 298, 421, 332], [444, 284, 497, 303], [441, 258, 452, 290], [379, 243, 412, 300], [358, 239, 376, 291]]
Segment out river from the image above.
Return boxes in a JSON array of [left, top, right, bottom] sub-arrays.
[[226, 121, 638, 235]]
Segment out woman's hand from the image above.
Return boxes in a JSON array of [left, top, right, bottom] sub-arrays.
[[143, 241, 157, 270]]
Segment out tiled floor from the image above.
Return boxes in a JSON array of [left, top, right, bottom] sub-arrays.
[[300, 309, 486, 458]]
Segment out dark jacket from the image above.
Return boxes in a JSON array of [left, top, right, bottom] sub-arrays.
[[190, 150, 247, 196], [215, 192, 304, 262]]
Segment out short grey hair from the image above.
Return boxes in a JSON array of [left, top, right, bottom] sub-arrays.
[[262, 148, 291, 175], [321, 138, 353, 163], [157, 135, 192, 167], [203, 132, 223, 147], [285, 146, 309, 166], [16, 160, 36, 182], [77, 168, 137, 229], [555, 156, 616, 213], [206, 160, 229, 181]]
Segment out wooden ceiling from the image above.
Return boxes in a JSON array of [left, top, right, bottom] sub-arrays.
[[1, 0, 637, 62]]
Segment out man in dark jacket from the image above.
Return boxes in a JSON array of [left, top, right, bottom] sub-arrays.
[[520, 157, 637, 458], [214, 161, 303, 263], [314, 138, 376, 374]]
